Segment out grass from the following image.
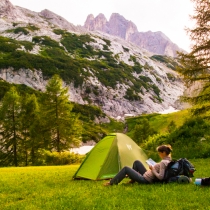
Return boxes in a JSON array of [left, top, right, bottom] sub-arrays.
[[126, 109, 189, 135], [1, 158, 210, 210], [148, 109, 189, 133]]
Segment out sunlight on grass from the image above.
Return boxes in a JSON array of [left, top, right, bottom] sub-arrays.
[[0, 160, 210, 210], [127, 109, 189, 135]]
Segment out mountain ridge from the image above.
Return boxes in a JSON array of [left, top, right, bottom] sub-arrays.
[[0, 0, 185, 120], [84, 13, 185, 57]]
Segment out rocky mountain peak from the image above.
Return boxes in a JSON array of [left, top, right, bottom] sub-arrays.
[[0, 0, 185, 119], [84, 13, 185, 57], [85, 14, 95, 22], [108, 13, 138, 40], [0, 0, 13, 13], [84, 13, 108, 32], [96, 13, 107, 20], [0, 0, 20, 19], [84, 14, 95, 30], [39, 9, 82, 32]]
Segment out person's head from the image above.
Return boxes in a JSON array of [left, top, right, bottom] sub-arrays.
[[156, 145, 172, 159]]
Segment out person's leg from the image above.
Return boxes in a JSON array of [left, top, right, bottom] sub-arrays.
[[132, 160, 147, 175], [109, 166, 148, 185]]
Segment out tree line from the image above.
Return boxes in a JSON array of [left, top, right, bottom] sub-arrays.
[[0, 75, 81, 166]]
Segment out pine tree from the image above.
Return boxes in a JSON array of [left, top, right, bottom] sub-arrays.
[[20, 94, 41, 165], [168, 120, 176, 133], [133, 118, 156, 144], [189, 0, 210, 66], [43, 75, 81, 152], [0, 87, 21, 166], [177, 0, 210, 115]]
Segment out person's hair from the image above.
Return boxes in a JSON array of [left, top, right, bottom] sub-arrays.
[[157, 145, 172, 155]]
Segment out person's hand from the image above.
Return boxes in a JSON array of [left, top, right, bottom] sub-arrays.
[[149, 165, 154, 170]]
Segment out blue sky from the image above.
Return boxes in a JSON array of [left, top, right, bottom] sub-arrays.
[[10, 0, 195, 51]]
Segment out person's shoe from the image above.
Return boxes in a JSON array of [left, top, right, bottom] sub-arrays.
[[104, 182, 111, 186]]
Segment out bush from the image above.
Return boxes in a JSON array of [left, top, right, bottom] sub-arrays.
[[150, 55, 179, 70], [32, 36, 62, 49], [122, 46, 129, 52], [143, 117, 210, 159], [26, 24, 39, 31], [124, 88, 140, 101], [35, 150, 85, 166], [14, 27, 29, 35]]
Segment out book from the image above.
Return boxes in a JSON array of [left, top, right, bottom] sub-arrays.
[[146, 158, 156, 166]]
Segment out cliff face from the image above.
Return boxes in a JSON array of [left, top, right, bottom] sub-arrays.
[[0, 0, 23, 20], [0, 0, 185, 120], [84, 13, 184, 57], [128, 31, 181, 56], [39, 9, 81, 32], [84, 13, 109, 32]]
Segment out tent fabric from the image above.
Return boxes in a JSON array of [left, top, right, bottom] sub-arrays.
[[73, 133, 148, 180]]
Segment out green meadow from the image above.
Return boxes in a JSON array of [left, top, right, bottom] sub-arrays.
[[1, 158, 210, 210], [126, 109, 189, 135]]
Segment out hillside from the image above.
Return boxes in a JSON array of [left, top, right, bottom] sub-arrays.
[[126, 110, 189, 135], [126, 109, 210, 160], [0, 0, 185, 120], [0, 79, 124, 142]]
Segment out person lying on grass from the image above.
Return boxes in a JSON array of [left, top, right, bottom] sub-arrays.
[[104, 144, 172, 186]]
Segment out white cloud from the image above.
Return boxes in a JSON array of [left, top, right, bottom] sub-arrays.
[[10, 0, 195, 51]]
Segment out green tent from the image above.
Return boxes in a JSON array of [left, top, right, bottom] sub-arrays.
[[73, 133, 149, 180]]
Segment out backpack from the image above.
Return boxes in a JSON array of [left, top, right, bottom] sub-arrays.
[[163, 158, 196, 182]]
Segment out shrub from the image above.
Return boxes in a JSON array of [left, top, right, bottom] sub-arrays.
[[12, 22, 18, 27], [26, 24, 39, 31], [35, 150, 85, 166], [124, 88, 140, 101], [143, 117, 210, 159], [151, 55, 179, 70], [166, 73, 176, 81], [53, 29, 66, 35], [19, 41, 34, 51], [122, 46, 129, 52], [32, 36, 62, 48], [133, 118, 157, 144], [103, 44, 109, 50], [133, 64, 143, 73], [14, 27, 29, 35], [0, 36, 20, 52], [102, 38, 111, 46], [139, 75, 152, 83], [151, 84, 160, 97]]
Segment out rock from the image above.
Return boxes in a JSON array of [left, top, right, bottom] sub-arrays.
[[94, 116, 110, 124], [0, 0, 186, 120], [109, 13, 138, 40], [81, 140, 96, 146], [84, 13, 108, 32], [84, 13, 185, 57], [0, 0, 23, 20], [39, 9, 81, 32], [129, 31, 182, 57]]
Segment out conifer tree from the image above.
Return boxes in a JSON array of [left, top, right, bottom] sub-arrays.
[[0, 87, 21, 166], [178, 0, 210, 115], [20, 94, 41, 165], [189, 0, 210, 65], [43, 75, 81, 152], [133, 118, 156, 144]]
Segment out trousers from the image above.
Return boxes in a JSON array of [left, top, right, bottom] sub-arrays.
[[110, 160, 149, 185]]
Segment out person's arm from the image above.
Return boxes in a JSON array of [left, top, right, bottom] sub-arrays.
[[151, 162, 166, 180]]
